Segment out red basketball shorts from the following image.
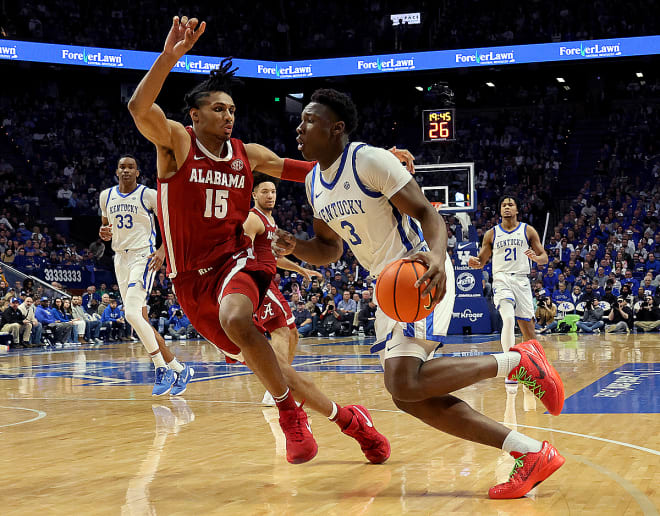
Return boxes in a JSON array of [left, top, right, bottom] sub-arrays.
[[171, 248, 272, 356], [254, 283, 296, 333]]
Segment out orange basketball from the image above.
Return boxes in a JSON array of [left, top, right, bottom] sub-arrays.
[[376, 259, 437, 323]]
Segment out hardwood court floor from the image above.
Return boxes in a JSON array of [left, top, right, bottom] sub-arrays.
[[0, 332, 658, 515]]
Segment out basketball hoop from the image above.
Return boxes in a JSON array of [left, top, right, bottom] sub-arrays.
[[430, 201, 444, 210]]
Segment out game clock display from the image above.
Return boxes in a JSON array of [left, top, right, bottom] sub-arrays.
[[422, 109, 455, 142]]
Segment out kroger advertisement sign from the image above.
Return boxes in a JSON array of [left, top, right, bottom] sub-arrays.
[[2, 35, 658, 78]]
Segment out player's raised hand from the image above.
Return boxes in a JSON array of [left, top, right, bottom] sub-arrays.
[[407, 251, 447, 304], [300, 268, 323, 282], [163, 15, 206, 59], [468, 256, 482, 269], [272, 228, 297, 258], [148, 246, 166, 272], [99, 224, 113, 241], [389, 146, 416, 174]]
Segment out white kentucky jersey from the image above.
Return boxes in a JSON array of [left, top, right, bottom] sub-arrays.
[[492, 222, 531, 276], [306, 142, 426, 276], [100, 185, 157, 252]]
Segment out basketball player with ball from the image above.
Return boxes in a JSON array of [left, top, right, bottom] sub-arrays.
[[274, 88, 566, 499], [469, 195, 548, 410]]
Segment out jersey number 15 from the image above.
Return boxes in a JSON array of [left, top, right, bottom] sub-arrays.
[[204, 189, 228, 219]]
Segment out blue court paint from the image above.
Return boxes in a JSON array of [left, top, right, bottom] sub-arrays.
[[562, 363, 660, 414]]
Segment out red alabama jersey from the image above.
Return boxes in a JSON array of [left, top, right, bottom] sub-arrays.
[[250, 207, 278, 276], [158, 127, 253, 276]]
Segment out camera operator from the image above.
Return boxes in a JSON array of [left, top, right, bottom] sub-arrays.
[[536, 295, 558, 334], [605, 297, 633, 333], [318, 298, 342, 337], [576, 298, 605, 333], [633, 296, 660, 332]]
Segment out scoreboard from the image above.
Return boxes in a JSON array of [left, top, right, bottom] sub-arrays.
[[422, 108, 455, 142]]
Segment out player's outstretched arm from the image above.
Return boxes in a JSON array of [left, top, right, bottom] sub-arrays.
[[525, 226, 549, 265], [468, 229, 494, 269], [245, 143, 314, 182], [272, 220, 344, 267], [242, 212, 265, 242], [276, 257, 323, 282], [128, 16, 205, 149]]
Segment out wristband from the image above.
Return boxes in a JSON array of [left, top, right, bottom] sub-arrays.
[[281, 159, 315, 183]]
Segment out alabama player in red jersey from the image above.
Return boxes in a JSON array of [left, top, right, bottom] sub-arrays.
[[128, 15, 390, 465], [244, 175, 323, 406]]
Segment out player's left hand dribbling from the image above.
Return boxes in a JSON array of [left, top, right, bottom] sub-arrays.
[[272, 228, 296, 258], [406, 251, 447, 304]]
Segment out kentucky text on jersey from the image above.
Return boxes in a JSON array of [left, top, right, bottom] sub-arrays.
[[189, 168, 245, 188], [316, 199, 366, 223], [108, 203, 139, 215], [494, 237, 526, 249]]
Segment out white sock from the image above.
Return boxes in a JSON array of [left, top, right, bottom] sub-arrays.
[[327, 401, 338, 420], [151, 351, 167, 369], [167, 358, 184, 373], [502, 430, 542, 454], [493, 352, 521, 378], [499, 301, 516, 352]]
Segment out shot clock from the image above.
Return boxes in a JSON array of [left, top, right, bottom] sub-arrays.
[[422, 109, 455, 142]]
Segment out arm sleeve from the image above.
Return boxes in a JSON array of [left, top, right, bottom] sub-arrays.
[[355, 146, 414, 199]]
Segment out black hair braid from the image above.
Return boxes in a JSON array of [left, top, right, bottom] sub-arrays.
[[183, 57, 239, 111]]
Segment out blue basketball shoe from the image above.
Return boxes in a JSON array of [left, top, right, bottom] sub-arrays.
[[152, 367, 176, 396], [170, 364, 195, 396]]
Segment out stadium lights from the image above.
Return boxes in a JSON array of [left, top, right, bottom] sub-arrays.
[[636, 72, 644, 78], [556, 77, 566, 83], [415, 86, 424, 91], [485, 82, 495, 88], [563, 85, 571, 90]]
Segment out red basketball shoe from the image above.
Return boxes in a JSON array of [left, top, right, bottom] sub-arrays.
[[489, 441, 565, 499], [508, 340, 564, 415], [341, 405, 391, 464], [278, 403, 318, 464]]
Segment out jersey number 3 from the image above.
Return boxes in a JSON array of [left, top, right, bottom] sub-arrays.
[[504, 248, 517, 261], [340, 221, 362, 245], [204, 189, 228, 219]]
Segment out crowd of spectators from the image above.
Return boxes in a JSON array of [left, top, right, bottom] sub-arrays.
[[3, 1, 658, 59]]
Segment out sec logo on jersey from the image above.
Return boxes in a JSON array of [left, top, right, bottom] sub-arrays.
[[231, 159, 245, 171]]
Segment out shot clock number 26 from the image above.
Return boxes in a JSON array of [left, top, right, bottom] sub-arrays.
[[422, 109, 456, 142]]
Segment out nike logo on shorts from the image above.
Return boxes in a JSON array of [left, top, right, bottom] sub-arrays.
[[386, 342, 401, 352]]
